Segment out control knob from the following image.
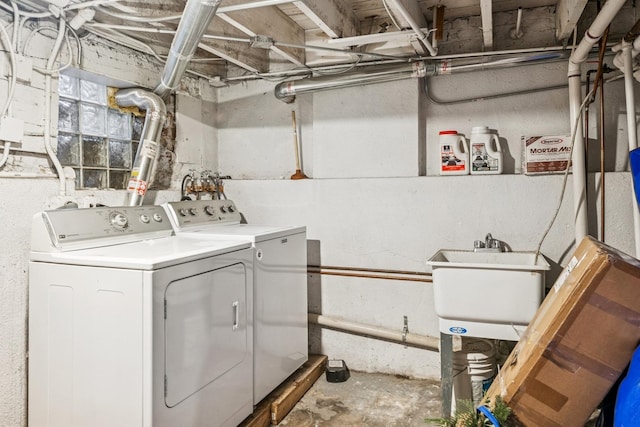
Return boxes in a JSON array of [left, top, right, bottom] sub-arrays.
[[179, 208, 188, 217], [189, 208, 197, 216], [139, 214, 150, 224], [220, 206, 227, 213], [152, 213, 163, 222], [204, 205, 216, 216], [228, 205, 235, 213], [110, 212, 128, 229]]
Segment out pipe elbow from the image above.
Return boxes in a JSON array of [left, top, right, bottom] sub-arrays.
[[115, 88, 167, 117], [274, 81, 296, 103]]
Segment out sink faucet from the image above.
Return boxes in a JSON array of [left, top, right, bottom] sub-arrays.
[[474, 233, 503, 252]]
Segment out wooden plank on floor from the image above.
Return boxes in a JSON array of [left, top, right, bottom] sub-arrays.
[[238, 354, 328, 427], [271, 354, 328, 424]]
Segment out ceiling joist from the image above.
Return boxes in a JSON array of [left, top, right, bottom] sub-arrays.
[[292, 0, 358, 39]]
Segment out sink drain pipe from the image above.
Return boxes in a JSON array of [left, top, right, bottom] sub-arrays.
[[308, 312, 440, 352]]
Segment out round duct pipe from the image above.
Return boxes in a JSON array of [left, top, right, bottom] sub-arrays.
[[274, 51, 568, 102], [115, 89, 167, 206]]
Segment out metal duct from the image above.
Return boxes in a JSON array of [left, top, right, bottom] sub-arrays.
[[154, 0, 222, 99], [115, 89, 167, 206], [275, 62, 433, 103], [274, 51, 568, 102]]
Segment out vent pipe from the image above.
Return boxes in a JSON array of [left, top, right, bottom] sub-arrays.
[[275, 51, 567, 102], [117, 89, 167, 206], [154, 0, 222, 99], [118, 0, 221, 205]]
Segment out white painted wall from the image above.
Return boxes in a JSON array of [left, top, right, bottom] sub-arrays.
[[215, 63, 638, 379], [3, 8, 640, 427]]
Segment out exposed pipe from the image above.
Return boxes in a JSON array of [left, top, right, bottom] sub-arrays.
[[153, 0, 222, 99], [44, 17, 68, 196], [621, 41, 640, 257], [308, 267, 432, 283], [275, 51, 567, 102], [275, 62, 427, 103], [308, 313, 439, 351], [567, 0, 626, 245], [308, 264, 431, 277], [115, 89, 166, 206], [384, 0, 437, 56]]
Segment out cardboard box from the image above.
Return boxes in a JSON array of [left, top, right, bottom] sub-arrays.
[[482, 236, 640, 427], [522, 134, 572, 174]]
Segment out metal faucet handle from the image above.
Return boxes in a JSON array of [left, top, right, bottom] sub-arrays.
[[474, 240, 485, 249]]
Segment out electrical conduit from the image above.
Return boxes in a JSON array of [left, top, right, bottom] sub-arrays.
[[567, 0, 627, 244], [44, 17, 69, 195]]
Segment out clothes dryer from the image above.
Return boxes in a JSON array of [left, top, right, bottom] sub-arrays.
[[164, 199, 307, 404], [29, 205, 253, 427]]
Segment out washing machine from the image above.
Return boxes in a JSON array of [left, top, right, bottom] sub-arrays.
[[163, 199, 307, 404], [28, 205, 254, 427]]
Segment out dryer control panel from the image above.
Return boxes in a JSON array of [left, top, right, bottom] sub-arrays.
[[31, 205, 173, 252], [164, 199, 241, 231]]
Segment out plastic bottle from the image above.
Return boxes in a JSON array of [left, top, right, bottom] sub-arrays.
[[469, 126, 503, 175], [439, 130, 469, 175]]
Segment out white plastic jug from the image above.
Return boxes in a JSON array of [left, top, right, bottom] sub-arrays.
[[470, 126, 502, 175], [439, 130, 469, 175]]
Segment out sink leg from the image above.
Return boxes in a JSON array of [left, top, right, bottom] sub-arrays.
[[440, 332, 453, 418]]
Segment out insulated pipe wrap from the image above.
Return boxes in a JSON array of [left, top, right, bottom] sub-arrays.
[[115, 89, 167, 206]]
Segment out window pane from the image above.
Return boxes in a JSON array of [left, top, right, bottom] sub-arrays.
[[82, 169, 106, 189], [58, 99, 79, 132], [109, 171, 129, 190], [109, 139, 131, 168], [57, 133, 80, 166], [108, 110, 132, 139], [80, 80, 106, 104], [132, 115, 144, 141], [80, 103, 107, 136], [82, 136, 107, 167], [59, 75, 79, 99]]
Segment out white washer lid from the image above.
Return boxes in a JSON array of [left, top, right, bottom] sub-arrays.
[[30, 236, 251, 270], [178, 224, 306, 243]]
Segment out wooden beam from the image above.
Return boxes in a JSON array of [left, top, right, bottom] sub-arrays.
[[555, 0, 589, 40], [292, 0, 358, 39], [384, 0, 427, 29], [216, 1, 306, 68], [480, 0, 493, 50]]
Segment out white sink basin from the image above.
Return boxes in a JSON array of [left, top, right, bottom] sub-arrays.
[[427, 249, 550, 340]]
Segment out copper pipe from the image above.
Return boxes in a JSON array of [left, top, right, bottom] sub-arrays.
[[307, 264, 431, 276], [307, 268, 432, 283]]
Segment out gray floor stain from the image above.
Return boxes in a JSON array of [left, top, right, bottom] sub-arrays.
[[279, 371, 442, 426]]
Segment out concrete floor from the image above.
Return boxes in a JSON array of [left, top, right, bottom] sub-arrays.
[[279, 371, 443, 427], [278, 370, 602, 427]]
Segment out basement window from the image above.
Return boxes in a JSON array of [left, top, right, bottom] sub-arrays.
[[57, 74, 144, 189]]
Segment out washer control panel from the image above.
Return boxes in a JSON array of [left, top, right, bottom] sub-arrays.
[[164, 199, 241, 230], [37, 205, 172, 250]]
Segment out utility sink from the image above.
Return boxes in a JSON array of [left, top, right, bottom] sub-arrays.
[[427, 250, 550, 341]]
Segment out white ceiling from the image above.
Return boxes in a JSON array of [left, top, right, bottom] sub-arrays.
[[14, 0, 624, 81]]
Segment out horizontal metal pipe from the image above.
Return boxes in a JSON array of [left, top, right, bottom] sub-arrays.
[[308, 264, 431, 276], [307, 268, 432, 283], [309, 313, 439, 351]]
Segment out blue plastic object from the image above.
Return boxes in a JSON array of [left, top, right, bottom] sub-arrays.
[[629, 148, 640, 208], [614, 345, 640, 427], [477, 405, 500, 427]]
